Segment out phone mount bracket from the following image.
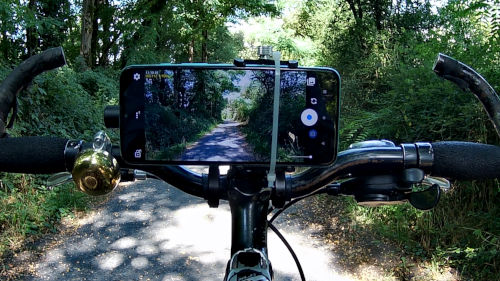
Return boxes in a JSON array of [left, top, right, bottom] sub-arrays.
[[203, 165, 220, 208], [233, 58, 298, 68]]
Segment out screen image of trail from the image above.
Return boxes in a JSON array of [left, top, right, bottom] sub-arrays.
[[143, 69, 309, 162]]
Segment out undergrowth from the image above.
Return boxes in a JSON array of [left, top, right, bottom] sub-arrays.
[[0, 61, 119, 262], [0, 174, 89, 257], [344, 180, 500, 280], [337, 50, 500, 280]]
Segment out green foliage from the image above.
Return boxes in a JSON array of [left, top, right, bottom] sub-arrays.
[[287, 0, 500, 279], [119, 0, 276, 66], [0, 0, 499, 279], [0, 1, 272, 66], [0, 173, 89, 255], [77, 67, 119, 104], [0, 60, 118, 258], [10, 66, 118, 140], [236, 16, 319, 64], [207, 27, 245, 63], [235, 71, 308, 161], [0, 0, 78, 63], [349, 180, 500, 280], [372, 61, 492, 143]]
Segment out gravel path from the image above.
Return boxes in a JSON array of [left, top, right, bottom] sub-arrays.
[[180, 121, 255, 162], [20, 179, 359, 281]]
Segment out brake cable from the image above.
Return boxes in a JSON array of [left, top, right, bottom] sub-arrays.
[[268, 222, 306, 281], [267, 187, 328, 281], [269, 187, 327, 224]]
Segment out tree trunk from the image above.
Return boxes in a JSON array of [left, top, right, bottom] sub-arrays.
[[98, 0, 111, 66], [189, 39, 195, 62], [80, 0, 95, 67], [345, 0, 363, 26], [372, 0, 383, 30], [201, 29, 208, 62], [91, 0, 105, 66], [0, 31, 9, 61], [90, 1, 99, 66], [99, 32, 120, 67], [26, 0, 37, 57]]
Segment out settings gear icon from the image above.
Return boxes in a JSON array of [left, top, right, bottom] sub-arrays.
[[133, 73, 140, 81]]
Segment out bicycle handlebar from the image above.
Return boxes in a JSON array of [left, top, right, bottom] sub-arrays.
[[2, 138, 500, 200], [287, 143, 432, 197], [1, 49, 499, 202], [0, 47, 66, 136], [111, 146, 207, 198], [434, 53, 500, 137], [432, 141, 500, 180], [0, 136, 69, 173]]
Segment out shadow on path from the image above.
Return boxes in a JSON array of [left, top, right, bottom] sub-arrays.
[[19, 180, 460, 281], [22, 180, 302, 281], [23, 180, 228, 280]]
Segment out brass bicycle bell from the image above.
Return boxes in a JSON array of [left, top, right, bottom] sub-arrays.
[[72, 131, 120, 196]]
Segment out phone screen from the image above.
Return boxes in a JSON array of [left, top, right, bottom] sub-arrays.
[[120, 65, 340, 166]]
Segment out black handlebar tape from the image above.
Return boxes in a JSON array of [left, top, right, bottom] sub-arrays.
[[0, 47, 66, 133], [432, 141, 500, 180], [0, 136, 69, 174]]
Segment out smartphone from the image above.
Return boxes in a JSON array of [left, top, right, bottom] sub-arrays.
[[120, 64, 340, 166]]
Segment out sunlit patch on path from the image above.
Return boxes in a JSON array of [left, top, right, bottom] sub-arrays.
[[24, 179, 386, 281]]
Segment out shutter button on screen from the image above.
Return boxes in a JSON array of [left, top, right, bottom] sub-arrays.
[[301, 109, 318, 126]]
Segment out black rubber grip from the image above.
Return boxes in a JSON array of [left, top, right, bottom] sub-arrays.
[[0, 136, 68, 174], [432, 141, 500, 180]]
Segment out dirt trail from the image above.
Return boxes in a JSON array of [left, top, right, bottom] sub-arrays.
[[181, 121, 255, 162], [3, 180, 459, 281]]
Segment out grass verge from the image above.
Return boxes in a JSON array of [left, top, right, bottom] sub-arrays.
[[342, 180, 500, 280], [0, 173, 90, 263]]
